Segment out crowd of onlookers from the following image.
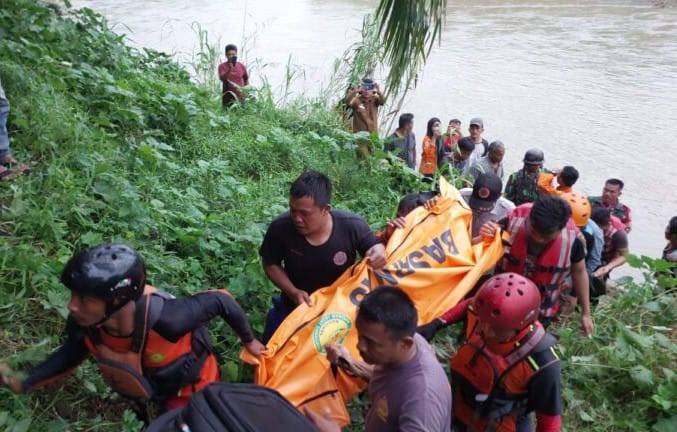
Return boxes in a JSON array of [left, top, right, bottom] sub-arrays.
[[362, 99, 638, 295]]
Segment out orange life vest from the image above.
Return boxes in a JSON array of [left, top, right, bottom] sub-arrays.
[[501, 204, 578, 318], [450, 309, 559, 432], [84, 286, 216, 402], [420, 135, 439, 175]]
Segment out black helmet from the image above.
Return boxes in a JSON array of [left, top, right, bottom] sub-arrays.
[[61, 243, 146, 320], [523, 148, 545, 165]]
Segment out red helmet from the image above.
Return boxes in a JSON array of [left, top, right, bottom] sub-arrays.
[[473, 273, 541, 330]]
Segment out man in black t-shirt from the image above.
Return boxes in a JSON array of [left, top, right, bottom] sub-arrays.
[[259, 171, 387, 342]]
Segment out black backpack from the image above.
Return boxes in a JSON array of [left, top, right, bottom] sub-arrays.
[[145, 383, 316, 432]]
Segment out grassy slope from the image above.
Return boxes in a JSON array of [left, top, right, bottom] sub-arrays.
[[0, 1, 674, 431]]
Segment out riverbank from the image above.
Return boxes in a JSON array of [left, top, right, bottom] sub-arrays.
[[0, 2, 674, 431], [70, 0, 677, 261]]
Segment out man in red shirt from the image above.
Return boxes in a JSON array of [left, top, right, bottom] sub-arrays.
[[218, 44, 249, 107]]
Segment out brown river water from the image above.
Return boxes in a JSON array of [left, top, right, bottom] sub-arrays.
[[72, 0, 677, 276]]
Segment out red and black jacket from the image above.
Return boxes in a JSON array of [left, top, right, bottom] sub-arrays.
[[450, 308, 561, 432], [22, 286, 254, 405]]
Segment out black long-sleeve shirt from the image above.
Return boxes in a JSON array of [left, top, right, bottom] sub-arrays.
[[22, 290, 254, 392]]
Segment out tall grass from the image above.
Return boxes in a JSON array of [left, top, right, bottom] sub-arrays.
[[189, 22, 221, 93]]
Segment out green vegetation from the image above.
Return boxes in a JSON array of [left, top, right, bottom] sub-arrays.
[[0, 1, 424, 430], [347, 257, 677, 432], [0, 1, 674, 431], [557, 257, 676, 432]]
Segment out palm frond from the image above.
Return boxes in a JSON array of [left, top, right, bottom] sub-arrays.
[[375, 0, 446, 94]]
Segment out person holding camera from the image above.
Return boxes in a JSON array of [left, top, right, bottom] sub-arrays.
[[218, 44, 249, 107], [347, 78, 385, 157], [440, 118, 462, 165]]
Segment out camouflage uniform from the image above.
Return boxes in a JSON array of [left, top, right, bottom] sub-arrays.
[[589, 197, 632, 227], [505, 168, 541, 206]]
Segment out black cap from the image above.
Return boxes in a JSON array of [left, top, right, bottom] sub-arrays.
[[361, 78, 375, 90], [469, 173, 503, 210]]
